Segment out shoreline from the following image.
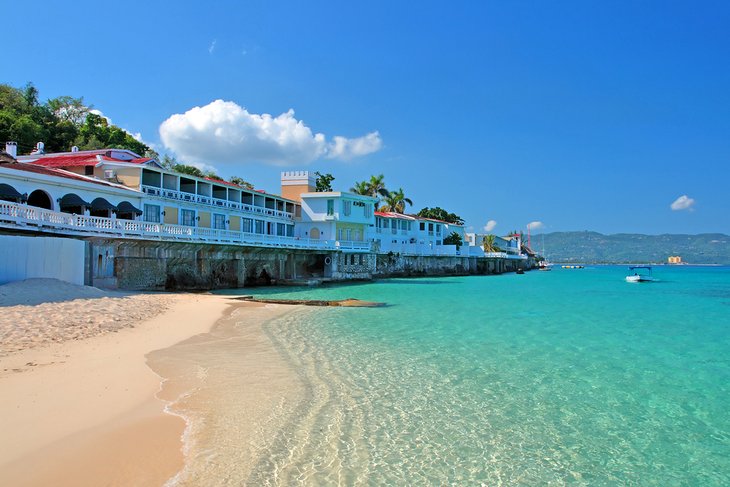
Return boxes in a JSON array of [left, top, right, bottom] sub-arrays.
[[0, 292, 236, 486]]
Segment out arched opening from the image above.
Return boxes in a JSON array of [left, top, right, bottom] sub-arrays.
[[116, 201, 143, 221], [310, 228, 320, 240], [27, 190, 53, 210], [0, 183, 24, 203], [90, 197, 117, 218], [59, 193, 91, 215]]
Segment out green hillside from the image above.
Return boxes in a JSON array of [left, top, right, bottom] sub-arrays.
[[538, 232, 730, 265]]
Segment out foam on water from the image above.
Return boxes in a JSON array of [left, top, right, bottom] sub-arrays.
[[201, 266, 730, 484]]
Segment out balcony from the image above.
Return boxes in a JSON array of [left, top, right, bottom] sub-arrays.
[[141, 185, 293, 220], [0, 201, 370, 253]]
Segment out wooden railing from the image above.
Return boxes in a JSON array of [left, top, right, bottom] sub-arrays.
[[0, 201, 370, 252]]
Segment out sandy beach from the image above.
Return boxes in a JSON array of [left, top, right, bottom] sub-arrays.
[[0, 279, 299, 486]]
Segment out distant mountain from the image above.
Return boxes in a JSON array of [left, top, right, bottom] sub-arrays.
[[536, 232, 730, 265]]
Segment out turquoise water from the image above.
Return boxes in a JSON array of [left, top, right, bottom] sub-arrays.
[[222, 266, 730, 485]]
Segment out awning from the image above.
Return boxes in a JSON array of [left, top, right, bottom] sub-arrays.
[[0, 183, 24, 201], [59, 193, 91, 208], [90, 197, 118, 212], [116, 200, 143, 216]]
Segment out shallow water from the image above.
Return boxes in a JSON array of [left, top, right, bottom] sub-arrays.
[[213, 266, 730, 485]]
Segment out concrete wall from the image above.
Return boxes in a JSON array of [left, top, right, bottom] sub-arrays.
[[0, 235, 85, 285]]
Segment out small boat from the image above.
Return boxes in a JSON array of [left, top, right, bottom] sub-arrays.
[[516, 268, 525, 274], [625, 266, 655, 283], [538, 261, 552, 271], [561, 265, 584, 269]]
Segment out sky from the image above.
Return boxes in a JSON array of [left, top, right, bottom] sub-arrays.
[[3, 0, 729, 235]]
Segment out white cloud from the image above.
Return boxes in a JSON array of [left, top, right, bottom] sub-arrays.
[[483, 220, 497, 232], [326, 132, 382, 160], [209, 39, 217, 54], [527, 221, 544, 231], [670, 195, 695, 211], [159, 99, 383, 166]]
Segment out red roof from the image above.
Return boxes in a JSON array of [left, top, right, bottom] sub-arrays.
[[30, 153, 102, 168], [19, 149, 153, 169]]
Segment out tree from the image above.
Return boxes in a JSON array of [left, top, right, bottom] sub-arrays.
[[351, 174, 390, 199], [315, 171, 335, 192], [482, 234, 500, 253], [443, 231, 463, 250], [350, 180, 369, 195], [417, 207, 464, 225], [380, 188, 413, 213], [229, 176, 254, 189], [171, 164, 205, 178]]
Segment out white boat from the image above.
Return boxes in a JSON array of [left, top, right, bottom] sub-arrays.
[[625, 266, 655, 282]]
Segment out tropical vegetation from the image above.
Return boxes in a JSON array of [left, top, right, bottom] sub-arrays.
[[315, 172, 335, 192], [0, 82, 150, 156], [350, 174, 390, 199], [379, 188, 413, 213], [443, 231, 463, 249], [417, 207, 464, 225]]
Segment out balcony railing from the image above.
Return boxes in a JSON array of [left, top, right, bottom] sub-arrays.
[[0, 201, 370, 253], [141, 185, 294, 220]]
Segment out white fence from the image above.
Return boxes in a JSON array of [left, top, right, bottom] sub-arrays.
[[0, 235, 85, 285], [0, 201, 370, 253]]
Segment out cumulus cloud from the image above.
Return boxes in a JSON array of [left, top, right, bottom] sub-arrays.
[[483, 220, 497, 232], [159, 100, 382, 166], [670, 195, 695, 211], [326, 132, 382, 160], [527, 221, 544, 231]]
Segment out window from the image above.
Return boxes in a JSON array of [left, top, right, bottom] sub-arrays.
[[277, 223, 285, 236], [243, 218, 253, 233], [346, 229, 352, 240], [213, 214, 226, 230], [327, 199, 335, 216], [420, 222, 425, 231], [144, 204, 161, 223], [181, 209, 196, 226], [343, 200, 352, 216], [338, 228, 343, 240], [428, 223, 434, 231], [364, 204, 372, 217], [436, 224, 441, 235], [255, 220, 264, 234], [286, 225, 294, 237]]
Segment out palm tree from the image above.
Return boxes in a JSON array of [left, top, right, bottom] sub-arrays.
[[367, 174, 390, 198], [379, 188, 413, 213], [482, 234, 497, 253], [350, 180, 370, 195]]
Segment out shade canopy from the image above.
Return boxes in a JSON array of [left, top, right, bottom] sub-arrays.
[[116, 200, 143, 216], [0, 183, 24, 201], [59, 193, 91, 208], [90, 197, 118, 212]]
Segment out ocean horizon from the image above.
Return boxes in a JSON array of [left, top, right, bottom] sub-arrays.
[[176, 265, 730, 484]]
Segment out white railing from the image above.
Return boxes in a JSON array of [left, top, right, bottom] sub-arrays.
[[141, 185, 294, 220], [0, 201, 370, 253]]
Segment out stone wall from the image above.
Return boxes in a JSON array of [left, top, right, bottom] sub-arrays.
[[374, 253, 473, 277], [329, 252, 376, 280], [86, 238, 329, 290]]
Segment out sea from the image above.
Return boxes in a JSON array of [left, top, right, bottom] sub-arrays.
[[183, 266, 730, 485]]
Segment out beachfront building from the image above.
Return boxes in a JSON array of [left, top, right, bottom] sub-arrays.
[[372, 212, 469, 256]]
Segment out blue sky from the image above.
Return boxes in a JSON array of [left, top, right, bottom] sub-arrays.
[[4, 1, 729, 235]]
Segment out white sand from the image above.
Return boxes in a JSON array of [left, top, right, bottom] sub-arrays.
[[0, 279, 175, 356], [0, 279, 233, 486]]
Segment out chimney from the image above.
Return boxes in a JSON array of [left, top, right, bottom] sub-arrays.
[[5, 141, 17, 158], [281, 171, 317, 202], [31, 141, 45, 155]]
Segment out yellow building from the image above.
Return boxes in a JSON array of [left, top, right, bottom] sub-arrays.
[[668, 255, 682, 264]]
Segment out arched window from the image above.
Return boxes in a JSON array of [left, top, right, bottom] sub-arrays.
[[27, 190, 53, 210], [310, 228, 321, 239]]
